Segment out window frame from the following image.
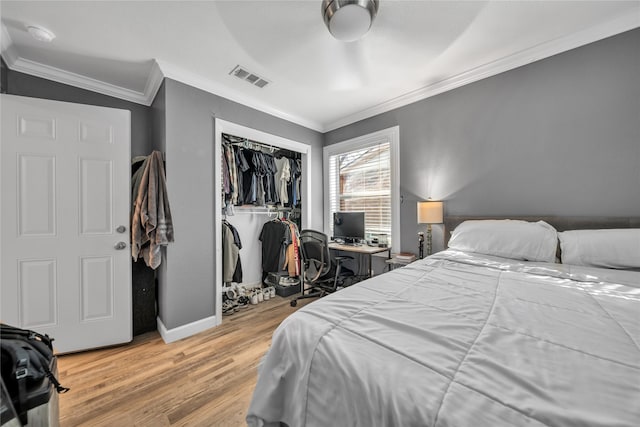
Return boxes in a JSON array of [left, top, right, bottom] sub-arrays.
[[323, 126, 400, 251]]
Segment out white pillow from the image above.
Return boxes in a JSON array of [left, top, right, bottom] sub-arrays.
[[558, 229, 640, 269], [448, 219, 558, 262]]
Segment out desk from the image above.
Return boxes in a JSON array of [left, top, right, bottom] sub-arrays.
[[328, 242, 391, 280]]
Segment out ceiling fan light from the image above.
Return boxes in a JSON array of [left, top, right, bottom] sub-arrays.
[[322, 0, 379, 42], [26, 25, 56, 43]]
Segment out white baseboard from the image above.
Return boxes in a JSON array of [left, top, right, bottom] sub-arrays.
[[156, 315, 219, 344]]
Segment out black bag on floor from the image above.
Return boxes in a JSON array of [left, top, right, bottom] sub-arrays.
[[0, 323, 69, 425]]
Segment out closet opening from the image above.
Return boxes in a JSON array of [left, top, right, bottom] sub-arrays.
[[214, 118, 311, 325]]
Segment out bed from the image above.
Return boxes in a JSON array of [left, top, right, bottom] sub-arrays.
[[246, 217, 640, 427]]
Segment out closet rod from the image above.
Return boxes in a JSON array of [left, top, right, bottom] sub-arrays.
[[222, 133, 278, 153], [230, 140, 276, 153], [232, 206, 300, 213]]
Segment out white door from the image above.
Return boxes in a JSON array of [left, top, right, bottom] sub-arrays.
[[1, 94, 132, 353]]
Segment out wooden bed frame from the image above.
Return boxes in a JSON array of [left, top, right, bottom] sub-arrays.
[[443, 216, 640, 248]]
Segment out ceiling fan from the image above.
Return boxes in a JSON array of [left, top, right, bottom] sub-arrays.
[[321, 0, 379, 42], [214, 1, 480, 92], [320, 0, 379, 89]]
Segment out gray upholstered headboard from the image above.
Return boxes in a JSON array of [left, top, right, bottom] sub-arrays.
[[443, 216, 640, 248]]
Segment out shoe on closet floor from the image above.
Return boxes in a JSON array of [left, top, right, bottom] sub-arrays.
[[237, 285, 248, 297], [237, 295, 250, 309], [222, 299, 236, 315]]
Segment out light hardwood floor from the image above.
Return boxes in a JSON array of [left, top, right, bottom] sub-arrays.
[[57, 294, 310, 427]]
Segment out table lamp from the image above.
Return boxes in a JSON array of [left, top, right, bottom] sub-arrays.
[[417, 200, 443, 258]]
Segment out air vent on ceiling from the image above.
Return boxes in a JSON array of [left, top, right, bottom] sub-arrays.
[[229, 65, 270, 89]]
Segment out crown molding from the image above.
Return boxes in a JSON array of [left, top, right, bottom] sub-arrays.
[[2, 23, 162, 106], [156, 60, 324, 132], [323, 12, 640, 132], [2, 11, 637, 132], [143, 60, 164, 104], [1, 44, 19, 68], [7, 56, 162, 105], [2, 46, 321, 130]]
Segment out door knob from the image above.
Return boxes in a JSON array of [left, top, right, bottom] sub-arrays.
[[114, 241, 127, 250], [116, 225, 126, 233]]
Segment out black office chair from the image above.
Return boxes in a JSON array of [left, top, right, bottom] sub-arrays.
[[290, 229, 354, 307]]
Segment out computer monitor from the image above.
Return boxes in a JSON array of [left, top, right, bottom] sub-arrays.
[[333, 211, 365, 244]]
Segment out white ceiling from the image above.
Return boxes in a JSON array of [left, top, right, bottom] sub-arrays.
[[1, 1, 639, 132]]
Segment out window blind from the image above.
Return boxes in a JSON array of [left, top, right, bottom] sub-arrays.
[[328, 142, 392, 244]]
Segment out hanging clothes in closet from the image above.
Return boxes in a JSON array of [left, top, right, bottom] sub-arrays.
[[221, 141, 237, 216], [221, 133, 301, 209], [259, 216, 300, 281], [282, 218, 300, 277], [222, 219, 243, 284], [276, 155, 302, 208], [290, 158, 302, 207], [274, 155, 290, 207]]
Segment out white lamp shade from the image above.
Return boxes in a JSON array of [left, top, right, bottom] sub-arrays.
[[417, 201, 443, 224], [328, 4, 372, 42]]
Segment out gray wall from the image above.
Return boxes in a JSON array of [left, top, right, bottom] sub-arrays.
[[150, 81, 168, 322], [325, 29, 640, 254], [158, 78, 323, 330], [150, 81, 166, 153], [3, 67, 153, 157]]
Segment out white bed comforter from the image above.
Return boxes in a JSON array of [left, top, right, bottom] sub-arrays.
[[247, 250, 640, 427]]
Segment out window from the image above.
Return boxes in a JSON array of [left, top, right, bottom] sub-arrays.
[[324, 126, 400, 249]]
